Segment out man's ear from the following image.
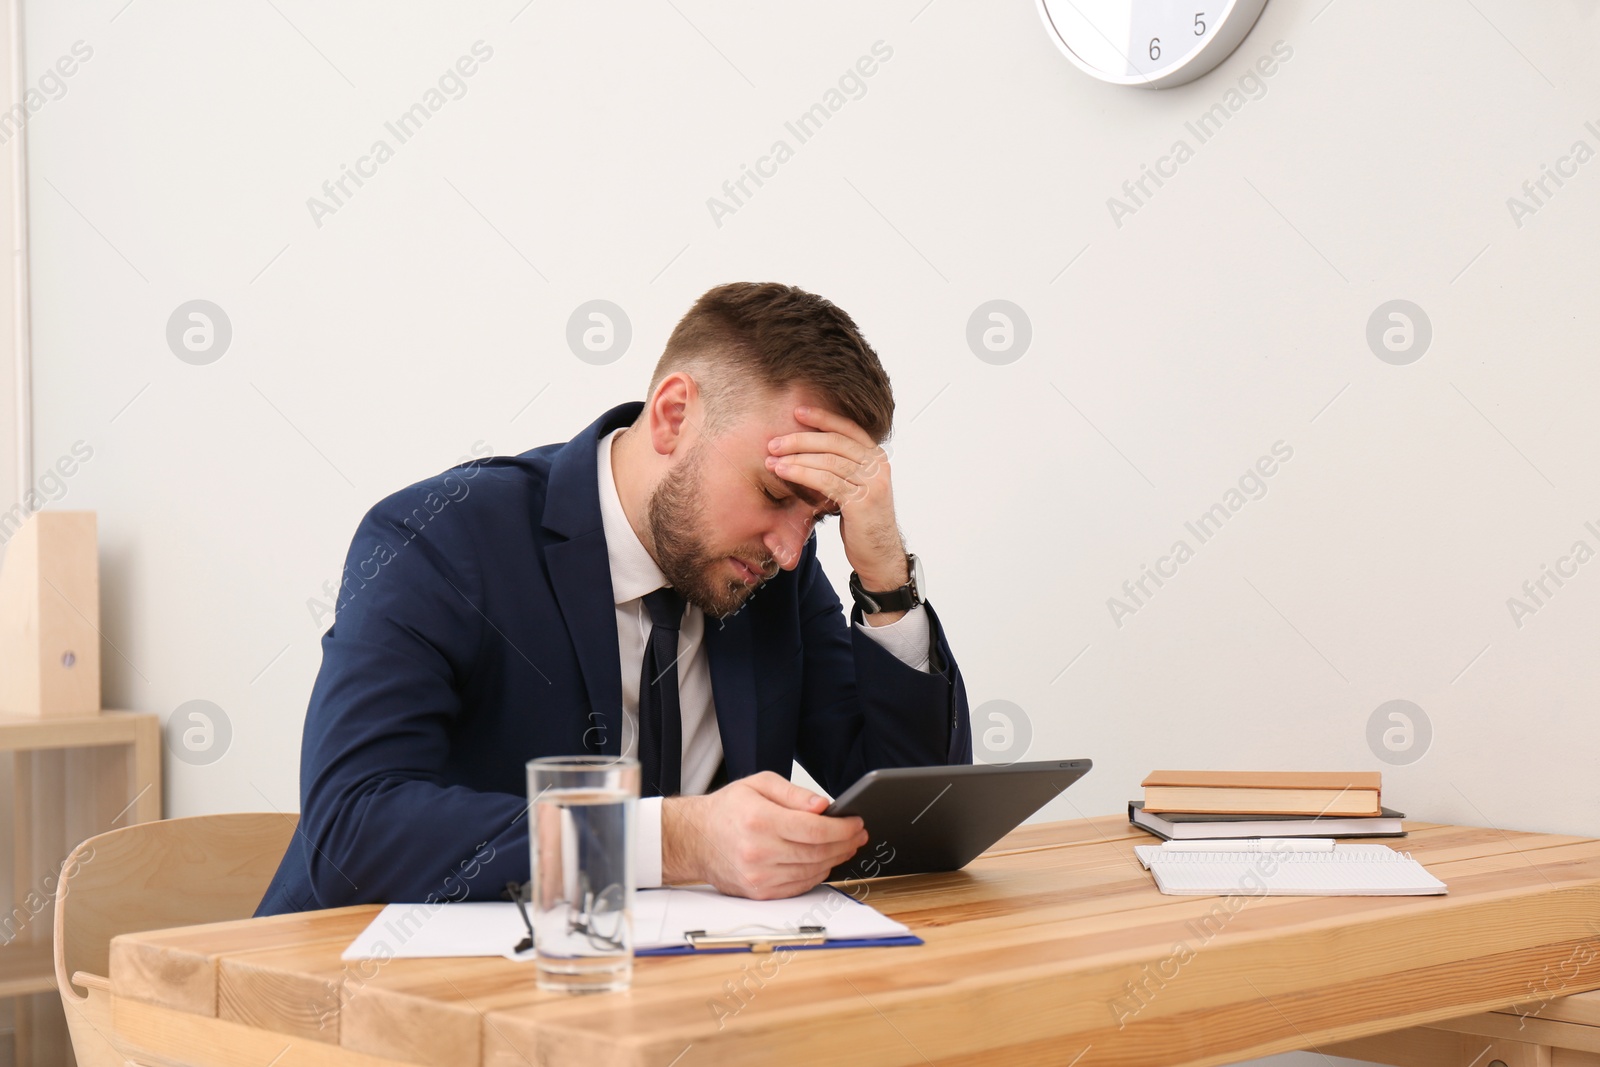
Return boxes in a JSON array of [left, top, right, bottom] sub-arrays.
[[647, 372, 697, 456]]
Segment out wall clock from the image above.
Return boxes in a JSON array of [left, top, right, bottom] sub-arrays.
[[1036, 0, 1270, 88]]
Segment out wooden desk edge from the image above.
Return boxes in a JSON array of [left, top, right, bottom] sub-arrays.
[[104, 820, 1600, 1067], [112, 993, 418, 1067]]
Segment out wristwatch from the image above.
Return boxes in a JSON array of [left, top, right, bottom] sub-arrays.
[[849, 553, 925, 615]]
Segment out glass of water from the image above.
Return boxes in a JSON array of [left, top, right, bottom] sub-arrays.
[[525, 755, 639, 994]]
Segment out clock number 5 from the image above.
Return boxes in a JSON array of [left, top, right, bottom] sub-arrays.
[[1148, 37, 1160, 60], [1194, 13, 1206, 35]]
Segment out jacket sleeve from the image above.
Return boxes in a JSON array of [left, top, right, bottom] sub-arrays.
[[790, 540, 973, 797], [293, 485, 531, 908]]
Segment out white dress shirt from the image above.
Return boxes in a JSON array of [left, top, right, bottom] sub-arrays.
[[594, 428, 931, 886]]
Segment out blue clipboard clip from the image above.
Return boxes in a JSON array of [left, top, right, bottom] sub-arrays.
[[683, 924, 827, 953]]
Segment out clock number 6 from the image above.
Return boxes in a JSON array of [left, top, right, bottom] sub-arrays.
[[1148, 37, 1160, 60], [1194, 13, 1206, 35]]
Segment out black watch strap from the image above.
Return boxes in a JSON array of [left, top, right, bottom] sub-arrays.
[[849, 554, 922, 615]]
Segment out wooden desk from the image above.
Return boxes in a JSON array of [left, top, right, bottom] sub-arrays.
[[105, 818, 1600, 1067]]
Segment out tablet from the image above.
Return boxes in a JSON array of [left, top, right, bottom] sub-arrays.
[[823, 759, 1093, 882]]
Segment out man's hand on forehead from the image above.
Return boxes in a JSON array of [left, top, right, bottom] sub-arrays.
[[765, 405, 907, 595]]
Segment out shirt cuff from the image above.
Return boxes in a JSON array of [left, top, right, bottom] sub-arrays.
[[854, 602, 931, 672], [636, 796, 664, 888]]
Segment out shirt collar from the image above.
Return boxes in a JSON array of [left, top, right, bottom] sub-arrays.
[[597, 427, 669, 605]]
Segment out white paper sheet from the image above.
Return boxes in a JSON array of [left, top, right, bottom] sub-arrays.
[[341, 885, 912, 960], [1132, 843, 1448, 896]]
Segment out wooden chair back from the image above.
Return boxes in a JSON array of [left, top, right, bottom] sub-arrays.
[[53, 812, 298, 1000]]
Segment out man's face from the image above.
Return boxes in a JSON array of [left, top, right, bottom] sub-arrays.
[[645, 388, 841, 618]]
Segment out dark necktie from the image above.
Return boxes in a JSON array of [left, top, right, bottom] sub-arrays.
[[638, 586, 686, 798]]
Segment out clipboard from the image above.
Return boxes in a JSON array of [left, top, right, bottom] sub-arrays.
[[640, 922, 922, 956], [342, 885, 921, 961], [634, 885, 922, 956]]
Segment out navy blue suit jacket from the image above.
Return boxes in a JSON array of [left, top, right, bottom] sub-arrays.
[[256, 402, 972, 915]]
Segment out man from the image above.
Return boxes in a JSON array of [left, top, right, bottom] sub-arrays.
[[256, 282, 972, 916]]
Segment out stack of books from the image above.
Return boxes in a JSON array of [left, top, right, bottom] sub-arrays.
[[1129, 769, 1406, 841]]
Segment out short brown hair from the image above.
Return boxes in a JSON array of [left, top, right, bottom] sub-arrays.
[[647, 282, 895, 443]]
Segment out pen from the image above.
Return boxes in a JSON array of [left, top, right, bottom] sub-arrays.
[[1159, 838, 1335, 853]]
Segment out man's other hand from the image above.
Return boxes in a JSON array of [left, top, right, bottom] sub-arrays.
[[661, 772, 867, 899]]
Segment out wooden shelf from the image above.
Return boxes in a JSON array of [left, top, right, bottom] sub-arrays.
[[0, 942, 57, 999], [0, 710, 156, 753], [0, 708, 162, 1065]]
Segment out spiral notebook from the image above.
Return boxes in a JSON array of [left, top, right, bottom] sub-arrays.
[[1134, 842, 1447, 896]]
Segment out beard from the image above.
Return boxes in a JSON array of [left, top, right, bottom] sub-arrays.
[[645, 442, 775, 618]]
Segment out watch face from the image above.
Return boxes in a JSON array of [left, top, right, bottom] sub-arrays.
[[911, 554, 925, 601]]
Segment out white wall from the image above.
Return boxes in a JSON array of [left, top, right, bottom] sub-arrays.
[[15, 2, 1600, 1063]]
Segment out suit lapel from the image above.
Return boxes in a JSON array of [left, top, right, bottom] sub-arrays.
[[540, 402, 644, 757], [704, 608, 757, 779], [546, 532, 623, 755], [536, 401, 763, 775]]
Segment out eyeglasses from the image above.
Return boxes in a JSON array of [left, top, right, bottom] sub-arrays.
[[504, 881, 534, 954], [504, 877, 627, 955]]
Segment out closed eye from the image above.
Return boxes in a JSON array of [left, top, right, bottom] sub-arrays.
[[762, 483, 836, 525]]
